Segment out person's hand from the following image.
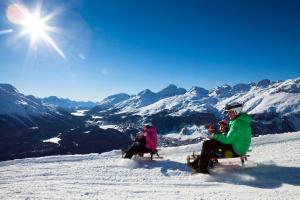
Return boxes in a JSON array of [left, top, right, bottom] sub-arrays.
[[136, 132, 143, 139], [208, 123, 215, 134]]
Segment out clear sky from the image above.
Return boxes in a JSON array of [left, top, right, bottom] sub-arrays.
[[0, 0, 299, 101]]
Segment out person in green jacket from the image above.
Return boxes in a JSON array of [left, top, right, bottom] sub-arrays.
[[188, 102, 252, 174]]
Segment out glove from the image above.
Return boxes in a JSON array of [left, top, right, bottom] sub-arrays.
[[208, 123, 215, 134]]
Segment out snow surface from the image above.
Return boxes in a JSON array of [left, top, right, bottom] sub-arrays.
[[71, 110, 88, 116], [29, 127, 39, 130], [164, 125, 208, 140], [1, 132, 300, 199], [43, 137, 61, 144], [99, 125, 120, 130], [91, 115, 103, 119]]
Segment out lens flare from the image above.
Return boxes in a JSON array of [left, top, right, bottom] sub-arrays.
[[0, 29, 13, 35], [6, 3, 66, 59]]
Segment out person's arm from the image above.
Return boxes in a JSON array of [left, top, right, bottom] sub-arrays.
[[214, 129, 221, 135], [208, 124, 220, 135], [136, 131, 144, 139], [213, 121, 238, 144]]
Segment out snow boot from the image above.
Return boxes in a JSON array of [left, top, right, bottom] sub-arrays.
[[187, 154, 201, 171]]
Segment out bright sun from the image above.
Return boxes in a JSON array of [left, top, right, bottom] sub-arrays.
[[22, 12, 47, 42], [6, 3, 65, 59]]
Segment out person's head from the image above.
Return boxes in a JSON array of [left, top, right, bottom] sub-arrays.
[[143, 125, 151, 131], [225, 102, 243, 120], [218, 120, 228, 133], [143, 121, 152, 131]]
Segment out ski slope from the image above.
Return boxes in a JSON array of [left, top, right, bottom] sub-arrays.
[[1, 132, 300, 200]]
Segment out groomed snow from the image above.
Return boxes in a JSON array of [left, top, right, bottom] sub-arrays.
[[1, 132, 300, 199]]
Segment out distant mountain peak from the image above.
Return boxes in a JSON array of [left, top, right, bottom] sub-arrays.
[[164, 84, 177, 88], [157, 84, 186, 98], [257, 79, 271, 88], [232, 83, 251, 92], [138, 89, 155, 96], [103, 93, 130, 101], [187, 86, 209, 98], [0, 83, 19, 94], [42, 96, 97, 109]]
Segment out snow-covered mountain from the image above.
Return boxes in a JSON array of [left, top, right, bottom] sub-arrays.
[[89, 93, 130, 112], [42, 96, 97, 109], [215, 78, 300, 114], [0, 84, 132, 162], [1, 131, 299, 199], [0, 84, 53, 117], [138, 78, 299, 117], [215, 78, 300, 132], [111, 84, 187, 113], [137, 86, 217, 116], [90, 78, 299, 117], [88, 77, 300, 135]]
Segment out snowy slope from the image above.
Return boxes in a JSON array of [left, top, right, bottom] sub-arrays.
[[1, 132, 300, 199]]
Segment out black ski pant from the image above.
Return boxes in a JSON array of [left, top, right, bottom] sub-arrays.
[[198, 139, 239, 172], [124, 136, 151, 159]]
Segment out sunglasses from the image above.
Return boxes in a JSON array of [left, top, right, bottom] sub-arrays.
[[223, 110, 235, 114]]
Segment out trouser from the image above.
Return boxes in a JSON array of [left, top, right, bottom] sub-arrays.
[[124, 136, 150, 159], [198, 139, 239, 172]]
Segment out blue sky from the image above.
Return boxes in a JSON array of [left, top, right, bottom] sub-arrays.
[[0, 0, 299, 101]]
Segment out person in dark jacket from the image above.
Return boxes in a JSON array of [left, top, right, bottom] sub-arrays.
[[187, 102, 252, 174]]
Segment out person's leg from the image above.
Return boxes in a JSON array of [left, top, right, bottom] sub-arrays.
[[216, 143, 239, 158], [197, 140, 218, 173], [198, 139, 236, 173], [124, 145, 150, 159], [187, 140, 216, 172], [134, 136, 147, 157], [138, 136, 146, 146]]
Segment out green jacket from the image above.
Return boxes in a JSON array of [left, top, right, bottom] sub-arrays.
[[213, 113, 252, 155]]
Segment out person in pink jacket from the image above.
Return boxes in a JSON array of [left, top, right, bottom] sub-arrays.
[[124, 123, 158, 159]]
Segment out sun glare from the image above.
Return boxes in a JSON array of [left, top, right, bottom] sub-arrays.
[[6, 3, 66, 59], [22, 12, 47, 42]]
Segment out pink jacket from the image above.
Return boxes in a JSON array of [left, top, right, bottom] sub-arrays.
[[143, 127, 158, 151]]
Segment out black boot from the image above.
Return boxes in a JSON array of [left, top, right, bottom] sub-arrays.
[[187, 155, 201, 171]]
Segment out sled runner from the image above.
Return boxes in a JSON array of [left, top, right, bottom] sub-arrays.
[[208, 154, 250, 169], [187, 150, 251, 172], [122, 149, 163, 160]]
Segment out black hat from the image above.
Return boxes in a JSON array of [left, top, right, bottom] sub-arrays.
[[224, 102, 243, 111]]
